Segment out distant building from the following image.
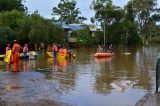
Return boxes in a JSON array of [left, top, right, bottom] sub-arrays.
[[52, 21, 86, 43], [52, 21, 102, 43], [88, 24, 102, 37], [52, 21, 85, 31]]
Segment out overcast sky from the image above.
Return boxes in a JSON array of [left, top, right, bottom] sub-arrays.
[[24, 0, 160, 24]]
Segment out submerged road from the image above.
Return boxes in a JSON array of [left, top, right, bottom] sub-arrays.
[[135, 93, 160, 106], [0, 46, 159, 106], [0, 71, 70, 106]]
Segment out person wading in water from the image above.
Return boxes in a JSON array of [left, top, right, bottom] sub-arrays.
[[52, 43, 58, 59], [23, 44, 29, 59], [4, 43, 11, 71], [12, 40, 21, 72]]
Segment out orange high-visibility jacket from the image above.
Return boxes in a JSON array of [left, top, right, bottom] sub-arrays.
[[12, 43, 21, 57]]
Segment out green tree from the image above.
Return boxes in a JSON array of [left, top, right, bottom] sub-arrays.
[[28, 11, 64, 46], [0, 10, 26, 44], [91, 0, 126, 45], [52, 0, 87, 24], [44, 20, 64, 44], [122, 1, 142, 45], [0, 27, 15, 52], [0, 10, 25, 30], [28, 12, 51, 45], [132, 0, 158, 43], [0, 0, 27, 12]]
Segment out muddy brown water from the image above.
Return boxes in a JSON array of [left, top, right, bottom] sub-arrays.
[[0, 45, 159, 106]]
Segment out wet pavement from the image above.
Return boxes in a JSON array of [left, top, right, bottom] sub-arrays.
[[0, 71, 70, 106], [0, 70, 158, 106], [135, 92, 160, 106]]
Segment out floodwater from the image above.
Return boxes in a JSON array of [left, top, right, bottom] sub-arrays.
[[0, 45, 159, 106]]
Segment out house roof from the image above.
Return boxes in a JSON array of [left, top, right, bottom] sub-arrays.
[[69, 24, 85, 31], [52, 21, 85, 31], [88, 24, 103, 31], [52, 21, 71, 29]]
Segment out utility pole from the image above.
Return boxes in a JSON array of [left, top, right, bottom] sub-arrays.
[[60, 12, 65, 46], [104, 19, 106, 46], [126, 31, 128, 45]]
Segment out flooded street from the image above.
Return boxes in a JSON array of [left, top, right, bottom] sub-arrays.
[[0, 45, 159, 106]]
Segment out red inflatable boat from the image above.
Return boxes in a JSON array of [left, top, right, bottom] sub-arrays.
[[94, 52, 113, 57]]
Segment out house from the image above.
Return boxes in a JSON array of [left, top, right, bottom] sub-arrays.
[[52, 21, 85, 31], [52, 21, 86, 43], [52, 21, 102, 43], [88, 24, 102, 37]]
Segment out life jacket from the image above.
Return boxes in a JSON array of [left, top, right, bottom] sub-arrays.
[[12, 43, 21, 57], [4, 50, 12, 63]]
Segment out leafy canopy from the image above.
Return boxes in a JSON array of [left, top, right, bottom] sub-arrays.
[[0, 0, 27, 12], [52, 0, 87, 24]]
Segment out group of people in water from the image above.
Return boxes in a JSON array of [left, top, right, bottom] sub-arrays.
[[4, 40, 26, 72], [51, 43, 75, 59], [3, 40, 75, 72], [3, 40, 113, 72], [97, 44, 114, 53]]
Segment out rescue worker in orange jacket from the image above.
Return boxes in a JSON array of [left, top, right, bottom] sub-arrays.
[[12, 40, 21, 72]]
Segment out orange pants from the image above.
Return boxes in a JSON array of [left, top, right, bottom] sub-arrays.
[[13, 55, 20, 72]]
